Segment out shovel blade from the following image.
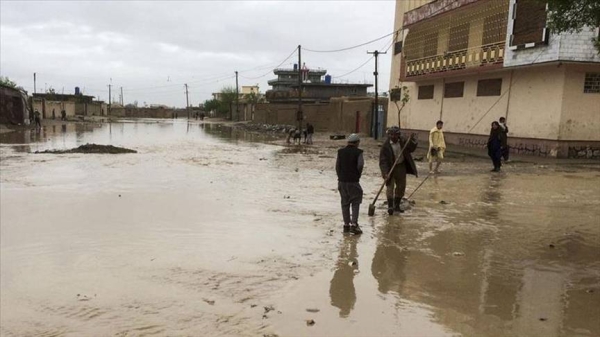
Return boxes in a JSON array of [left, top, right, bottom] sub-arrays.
[[368, 204, 375, 216]]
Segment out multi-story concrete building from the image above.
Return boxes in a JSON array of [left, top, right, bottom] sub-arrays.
[[266, 64, 372, 103], [388, 0, 600, 158]]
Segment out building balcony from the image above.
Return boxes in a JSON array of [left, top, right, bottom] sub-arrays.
[[404, 42, 505, 78], [400, 0, 509, 81]]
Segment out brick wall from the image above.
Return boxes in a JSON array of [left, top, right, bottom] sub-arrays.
[[559, 28, 600, 62], [109, 107, 187, 118], [253, 97, 385, 134]]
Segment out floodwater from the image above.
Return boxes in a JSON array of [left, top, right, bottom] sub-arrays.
[[1, 120, 599, 337]]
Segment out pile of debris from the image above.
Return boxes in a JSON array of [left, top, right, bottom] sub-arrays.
[[234, 123, 296, 134], [36, 143, 137, 154]]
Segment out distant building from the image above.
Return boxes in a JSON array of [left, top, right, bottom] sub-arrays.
[[212, 85, 264, 102], [32, 88, 106, 118], [265, 64, 372, 103], [388, 0, 600, 158], [0, 84, 30, 125]]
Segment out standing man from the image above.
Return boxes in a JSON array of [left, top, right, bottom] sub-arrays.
[[428, 120, 446, 174], [52, 108, 56, 120], [61, 109, 66, 121], [336, 134, 364, 235], [379, 126, 418, 215], [34, 110, 42, 129], [487, 121, 505, 172], [499, 117, 509, 162], [306, 123, 314, 144]]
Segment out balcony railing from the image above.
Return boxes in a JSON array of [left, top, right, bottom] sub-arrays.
[[405, 42, 505, 78]]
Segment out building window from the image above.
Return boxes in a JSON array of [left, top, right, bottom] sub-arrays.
[[477, 79, 502, 96], [448, 23, 470, 52], [510, 0, 547, 47], [584, 73, 600, 93], [394, 41, 403, 55], [418, 85, 434, 100], [444, 82, 464, 98], [423, 31, 439, 57], [483, 11, 508, 45]]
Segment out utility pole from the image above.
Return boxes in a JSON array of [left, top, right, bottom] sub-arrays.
[[33, 73, 36, 94], [235, 71, 239, 121], [120, 87, 124, 105], [367, 50, 386, 140], [185, 84, 190, 119], [297, 45, 302, 132], [108, 84, 112, 115]]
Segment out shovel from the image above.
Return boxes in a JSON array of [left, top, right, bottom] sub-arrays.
[[368, 139, 412, 216]]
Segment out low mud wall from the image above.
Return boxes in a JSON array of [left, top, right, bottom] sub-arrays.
[[404, 129, 600, 159], [254, 97, 385, 134], [109, 107, 188, 118]]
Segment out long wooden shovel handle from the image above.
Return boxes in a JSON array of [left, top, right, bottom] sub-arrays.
[[370, 138, 412, 206]]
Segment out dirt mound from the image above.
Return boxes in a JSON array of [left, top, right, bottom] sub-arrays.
[[36, 143, 137, 154]]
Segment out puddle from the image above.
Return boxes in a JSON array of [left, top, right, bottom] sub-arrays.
[[1, 119, 599, 336]]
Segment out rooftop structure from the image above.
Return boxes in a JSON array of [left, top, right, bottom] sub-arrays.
[[266, 64, 372, 103]]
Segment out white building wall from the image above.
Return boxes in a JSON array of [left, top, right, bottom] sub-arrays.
[[558, 27, 600, 63], [504, 0, 600, 67]]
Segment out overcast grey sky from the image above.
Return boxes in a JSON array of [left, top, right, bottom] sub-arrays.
[[1, 1, 395, 107]]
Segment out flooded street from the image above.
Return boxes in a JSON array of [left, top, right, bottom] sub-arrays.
[[1, 120, 599, 337]]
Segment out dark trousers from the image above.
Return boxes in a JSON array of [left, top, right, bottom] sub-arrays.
[[386, 162, 407, 199], [502, 146, 510, 161], [338, 181, 363, 225], [489, 148, 502, 169]]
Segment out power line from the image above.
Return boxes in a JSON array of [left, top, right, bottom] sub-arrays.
[[334, 56, 374, 79], [304, 31, 397, 53], [333, 38, 394, 79], [239, 46, 299, 80]]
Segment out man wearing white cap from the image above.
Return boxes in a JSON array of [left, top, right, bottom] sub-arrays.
[[335, 133, 364, 235]]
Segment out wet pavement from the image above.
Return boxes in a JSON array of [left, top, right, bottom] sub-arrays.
[[1, 120, 599, 337]]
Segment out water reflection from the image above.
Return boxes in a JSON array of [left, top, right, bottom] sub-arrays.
[[371, 222, 408, 296], [329, 235, 359, 318]]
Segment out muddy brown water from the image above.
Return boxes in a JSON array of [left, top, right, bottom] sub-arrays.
[[1, 120, 599, 337]]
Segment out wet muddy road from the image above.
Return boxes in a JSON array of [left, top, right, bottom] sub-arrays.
[[1, 120, 599, 337]]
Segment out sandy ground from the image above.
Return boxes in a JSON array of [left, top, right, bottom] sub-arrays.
[[1, 119, 599, 337]]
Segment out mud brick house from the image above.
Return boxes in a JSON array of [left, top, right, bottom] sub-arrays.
[[0, 84, 30, 125], [32, 88, 106, 119], [388, 0, 600, 158]]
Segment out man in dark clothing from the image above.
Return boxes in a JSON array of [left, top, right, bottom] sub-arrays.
[[336, 133, 364, 235], [34, 110, 42, 129], [488, 121, 506, 172], [61, 110, 66, 121], [306, 123, 314, 144], [499, 117, 509, 162], [379, 126, 418, 215]]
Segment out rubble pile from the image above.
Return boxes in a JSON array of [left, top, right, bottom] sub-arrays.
[[36, 143, 137, 154], [234, 123, 296, 134]]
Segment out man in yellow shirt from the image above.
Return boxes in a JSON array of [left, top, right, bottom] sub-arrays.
[[428, 120, 446, 174]]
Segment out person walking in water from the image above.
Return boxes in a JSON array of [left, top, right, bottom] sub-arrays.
[[487, 121, 506, 172], [336, 134, 364, 235], [379, 126, 418, 215], [34, 110, 42, 129], [499, 117, 510, 162], [306, 123, 314, 144], [428, 120, 446, 174]]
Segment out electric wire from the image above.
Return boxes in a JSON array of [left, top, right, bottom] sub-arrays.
[[304, 31, 397, 53], [238, 46, 298, 80]]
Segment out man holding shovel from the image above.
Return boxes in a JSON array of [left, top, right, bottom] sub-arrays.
[[379, 126, 418, 215]]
